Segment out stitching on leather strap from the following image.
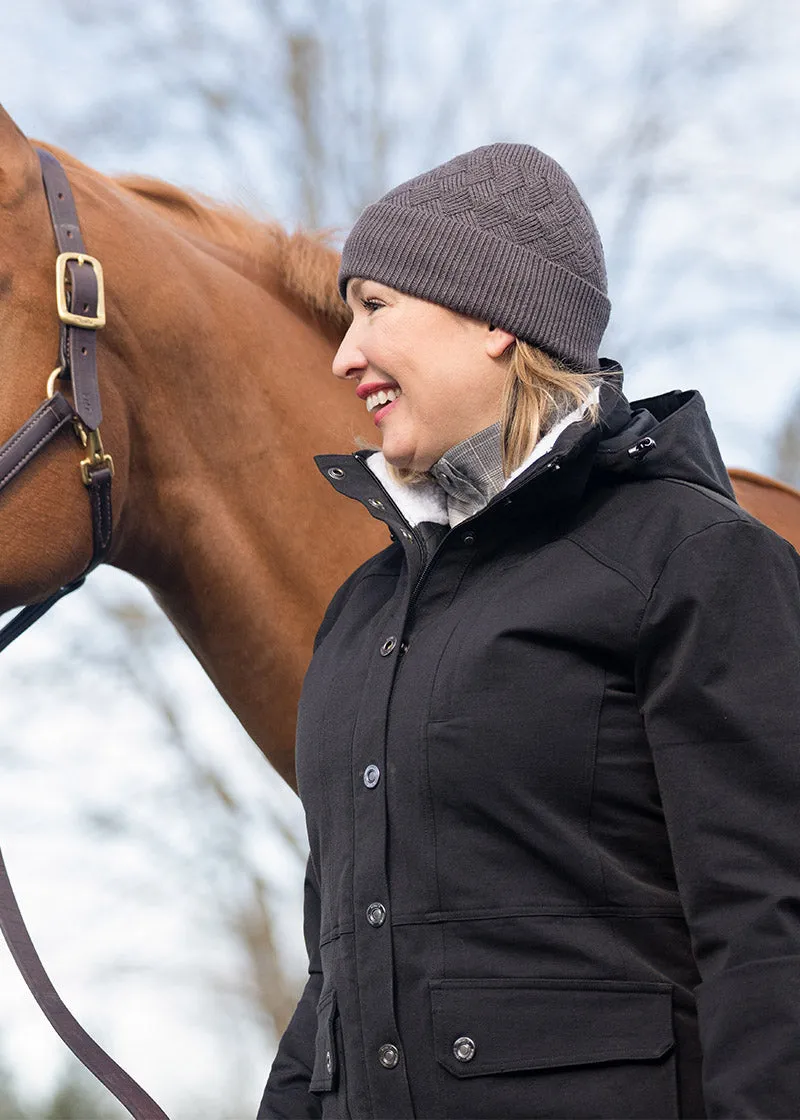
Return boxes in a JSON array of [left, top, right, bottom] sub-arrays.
[[0, 399, 73, 492]]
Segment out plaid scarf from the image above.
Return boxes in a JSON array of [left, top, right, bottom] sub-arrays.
[[428, 421, 504, 527]]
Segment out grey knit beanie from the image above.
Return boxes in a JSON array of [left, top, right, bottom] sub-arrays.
[[338, 143, 610, 372]]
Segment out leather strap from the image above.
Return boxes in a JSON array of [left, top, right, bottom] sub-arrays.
[[0, 152, 170, 1119], [0, 850, 169, 1120], [0, 392, 74, 494], [0, 149, 113, 651], [37, 148, 102, 431]]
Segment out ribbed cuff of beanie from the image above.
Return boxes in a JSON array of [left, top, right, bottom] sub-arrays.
[[339, 202, 610, 373]]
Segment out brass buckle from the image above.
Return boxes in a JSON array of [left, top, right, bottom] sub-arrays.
[[74, 420, 115, 486], [55, 252, 106, 330]]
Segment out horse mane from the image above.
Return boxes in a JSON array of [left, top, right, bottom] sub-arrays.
[[114, 173, 351, 333]]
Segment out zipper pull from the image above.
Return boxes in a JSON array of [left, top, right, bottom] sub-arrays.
[[627, 436, 657, 461]]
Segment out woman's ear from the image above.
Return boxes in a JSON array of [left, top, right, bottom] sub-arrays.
[[485, 324, 516, 359]]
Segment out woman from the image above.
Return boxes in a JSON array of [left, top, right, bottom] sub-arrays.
[[259, 143, 800, 1119]]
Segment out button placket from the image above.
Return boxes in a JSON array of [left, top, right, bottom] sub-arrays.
[[348, 594, 415, 1115]]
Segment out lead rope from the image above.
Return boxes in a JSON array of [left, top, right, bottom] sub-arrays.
[[0, 149, 170, 1119]]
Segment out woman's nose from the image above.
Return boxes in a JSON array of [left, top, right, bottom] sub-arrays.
[[332, 325, 368, 381]]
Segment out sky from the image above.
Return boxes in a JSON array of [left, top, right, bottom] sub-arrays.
[[1, 0, 799, 1114]]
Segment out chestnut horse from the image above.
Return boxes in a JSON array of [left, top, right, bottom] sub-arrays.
[[1, 103, 799, 795]]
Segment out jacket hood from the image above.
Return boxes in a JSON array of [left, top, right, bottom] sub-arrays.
[[593, 385, 735, 500]]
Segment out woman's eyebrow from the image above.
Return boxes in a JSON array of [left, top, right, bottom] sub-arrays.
[[348, 278, 365, 302]]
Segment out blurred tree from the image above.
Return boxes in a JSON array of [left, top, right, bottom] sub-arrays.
[[0, 1042, 29, 1119], [90, 594, 306, 1043], [51, 0, 483, 229], [0, 1046, 123, 1120], [39, 1064, 122, 1120]]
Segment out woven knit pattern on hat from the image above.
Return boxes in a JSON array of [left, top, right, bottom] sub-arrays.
[[382, 145, 606, 292]]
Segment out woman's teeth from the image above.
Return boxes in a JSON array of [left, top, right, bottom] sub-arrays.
[[366, 388, 401, 413]]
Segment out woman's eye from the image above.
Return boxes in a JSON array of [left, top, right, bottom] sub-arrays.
[[361, 298, 384, 313]]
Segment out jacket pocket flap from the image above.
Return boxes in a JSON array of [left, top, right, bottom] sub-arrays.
[[430, 979, 674, 1078], [309, 989, 338, 1093]]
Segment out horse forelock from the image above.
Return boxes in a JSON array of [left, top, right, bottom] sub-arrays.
[[113, 173, 352, 335]]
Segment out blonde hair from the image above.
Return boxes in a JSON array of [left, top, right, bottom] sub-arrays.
[[390, 341, 600, 486], [500, 341, 599, 476]]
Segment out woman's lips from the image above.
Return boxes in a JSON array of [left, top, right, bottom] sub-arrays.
[[373, 397, 399, 427]]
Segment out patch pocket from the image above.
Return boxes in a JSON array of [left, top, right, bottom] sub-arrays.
[[431, 978, 678, 1119], [309, 989, 338, 1094]]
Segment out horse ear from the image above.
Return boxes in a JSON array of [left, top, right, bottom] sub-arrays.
[[0, 103, 39, 207]]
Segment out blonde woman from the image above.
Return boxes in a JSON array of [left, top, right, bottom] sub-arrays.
[[259, 144, 800, 1119]]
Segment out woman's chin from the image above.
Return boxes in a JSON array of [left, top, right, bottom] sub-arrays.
[[382, 446, 433, 474]]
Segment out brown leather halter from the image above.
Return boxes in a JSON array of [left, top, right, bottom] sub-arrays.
[[0, 150, 170, 1119]]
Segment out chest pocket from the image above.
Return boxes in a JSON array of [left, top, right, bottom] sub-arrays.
[[430, 978, 678, 1119]]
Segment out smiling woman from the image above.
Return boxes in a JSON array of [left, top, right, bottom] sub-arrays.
[[260, 143, 800, 1120]]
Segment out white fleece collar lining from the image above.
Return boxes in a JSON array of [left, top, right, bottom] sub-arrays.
[[364, 451, 449, 526], [364, 387, 599, 529]]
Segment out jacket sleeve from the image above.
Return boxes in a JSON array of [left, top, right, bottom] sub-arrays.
[[636, 518, 800, 1118], [257, 859, 323, 1120]]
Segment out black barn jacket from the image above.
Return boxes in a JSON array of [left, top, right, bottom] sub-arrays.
[[260, 385, 800, 1120]]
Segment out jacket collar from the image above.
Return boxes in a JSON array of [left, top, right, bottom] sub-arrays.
[[325, 385, 607, 532]]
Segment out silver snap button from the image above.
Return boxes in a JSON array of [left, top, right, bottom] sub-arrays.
[[363, 764, 381, 789], [378, 1043, 399, 1069], [325, 1049, 333, 1074], [461, 531, 476, 546], [366, 901, 386, 927], [380, 636, 397, 656], [368, 497, 385, 509], [327, 466, 345, 479], [453, 1036, 476, 1062]]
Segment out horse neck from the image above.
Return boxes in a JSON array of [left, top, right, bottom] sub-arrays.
[[109, 239, 384, 786]]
